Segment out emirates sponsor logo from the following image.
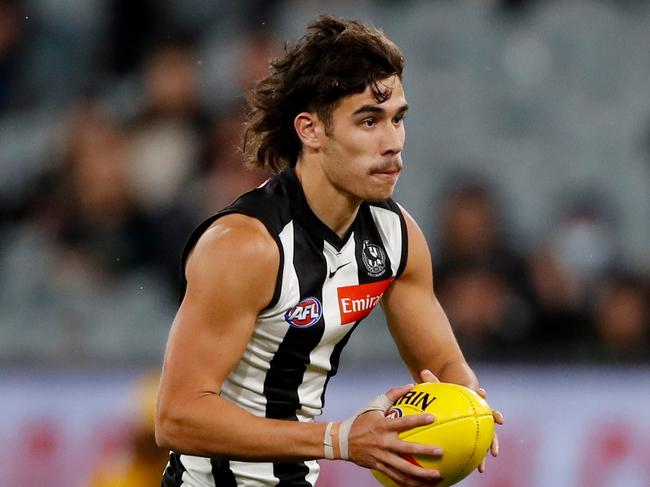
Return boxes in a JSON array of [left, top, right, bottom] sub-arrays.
[[337, 278, 393, 325]]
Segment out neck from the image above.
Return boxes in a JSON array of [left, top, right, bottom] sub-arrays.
[[294, 161, 360, 239]]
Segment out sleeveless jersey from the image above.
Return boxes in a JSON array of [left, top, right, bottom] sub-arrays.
[[162, 169, 408, 487]]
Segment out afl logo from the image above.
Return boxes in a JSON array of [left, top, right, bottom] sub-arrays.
[[386, 407, 403, 419], [285, 297, 322, 328], [361, 240, 387, 277]]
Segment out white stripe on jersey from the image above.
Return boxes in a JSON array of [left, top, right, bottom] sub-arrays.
[[296, 238, 359, 418], [228, 461, 281, 487], [179, 455, 217, 487], [369, 206, 404, 276], [220, 221, 299, 417]]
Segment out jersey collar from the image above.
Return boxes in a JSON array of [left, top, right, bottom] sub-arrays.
[[282, 169, 360, 252]]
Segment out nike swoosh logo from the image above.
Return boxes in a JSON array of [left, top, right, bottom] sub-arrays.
[[328, 262, 351, 279]]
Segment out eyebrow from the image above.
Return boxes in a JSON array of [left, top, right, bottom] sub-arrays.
[[352, 103, 409, 116]]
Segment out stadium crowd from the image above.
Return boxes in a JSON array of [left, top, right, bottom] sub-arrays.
[[0, 0, 648, 366]]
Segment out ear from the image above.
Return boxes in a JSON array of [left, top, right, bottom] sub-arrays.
[[294, 112, 325, 150]]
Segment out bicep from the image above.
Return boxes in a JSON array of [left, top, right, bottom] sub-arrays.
[[158, 216, 278, 405]]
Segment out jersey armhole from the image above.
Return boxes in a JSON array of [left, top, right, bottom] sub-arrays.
[[395, 204, 409, 279]]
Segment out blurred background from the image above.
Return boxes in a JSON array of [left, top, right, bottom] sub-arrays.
[[1, 0, 649, 485]]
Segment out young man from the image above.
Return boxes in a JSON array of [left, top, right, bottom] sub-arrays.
[[156, 16, 501, 487]]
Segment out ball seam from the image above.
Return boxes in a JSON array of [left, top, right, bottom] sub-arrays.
[[398, 413, 492, 440], [451, 388, 481, 484]]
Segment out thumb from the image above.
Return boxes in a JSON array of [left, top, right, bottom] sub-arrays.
[[419, 369, 440, 384], [384, 383, 415, 403]]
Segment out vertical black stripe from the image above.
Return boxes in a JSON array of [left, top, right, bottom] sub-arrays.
[[161, 452, 186, 487], [355, 205, 394, 284], [394, 204, 409, 278], [319, 321, 360, 410], [211, 458, 237, 486], [264, 222, 327, 486]]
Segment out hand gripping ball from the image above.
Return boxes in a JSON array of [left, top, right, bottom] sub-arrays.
[[372, 382, 495, 487]]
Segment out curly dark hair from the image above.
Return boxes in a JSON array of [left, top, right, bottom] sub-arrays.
[[241, 15, 405, 173]]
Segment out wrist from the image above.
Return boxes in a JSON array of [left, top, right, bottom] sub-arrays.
[[323, 421, 341, 460]]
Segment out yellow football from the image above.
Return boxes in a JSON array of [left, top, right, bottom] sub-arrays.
[[372, 382, 495, 487]]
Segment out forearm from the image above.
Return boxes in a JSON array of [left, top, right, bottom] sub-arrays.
[[392, 303, 479, 390], [156, 393, 327, 461], [437, 359, 480, 390]]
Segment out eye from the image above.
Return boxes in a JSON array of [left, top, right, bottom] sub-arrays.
[[361, 117, 376, 127], [392, 114, 405, 125]]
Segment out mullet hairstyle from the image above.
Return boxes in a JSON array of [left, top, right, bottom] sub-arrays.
[[241, 15, 405, 173]]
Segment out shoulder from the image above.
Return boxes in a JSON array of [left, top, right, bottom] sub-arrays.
[[394, 203, 419, 233], [181, 214, 280, 312], [188, 214, 278, 271], [185, 214, 280, 309], [393, 203, 432, 279]]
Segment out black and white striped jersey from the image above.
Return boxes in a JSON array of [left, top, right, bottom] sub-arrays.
[[163, 169, 408, 487]]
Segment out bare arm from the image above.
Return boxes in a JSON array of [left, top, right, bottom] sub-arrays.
[[155, 214, 327, 461], [382, 207, 479, 389], [382, 207, 504, 474]]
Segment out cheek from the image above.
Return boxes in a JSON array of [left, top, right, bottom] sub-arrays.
[[337, 133, 377, 167]]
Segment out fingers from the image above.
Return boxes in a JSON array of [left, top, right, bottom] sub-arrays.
[[477, 388, 504, 425], [375, 412, 444, 457], [418, 369, 440, 384], [385, 383, 415, 402], [477, 405, 501, 475], [479, 431, 500, 474], [384, 412, 436, 434], [490, 431, 500, 457], [375, 460, 442, 487], [349, 411, 444, 486], [478, 387, 505, 427], [390, 434, 443, 460], [492, 409, 504, 425]]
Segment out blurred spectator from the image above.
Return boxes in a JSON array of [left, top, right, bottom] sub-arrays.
[[548, 191, 618, 290], [125, 38, 210, 215], [43, 103, 157, 276], [0, 0, 24, 109], [527, 190, 619, 352], [87, 371, 168, 487], [497, 0, 539, 16], [590, 271, 649, 361], [238, 30, 278, 92], [106, 0, 167, 76], [199, 105, 269, 214], [121, 39, 213, 287], [526, 248, 586, 349], [432, 177, 535, 359], [0, 103, 174, 364]]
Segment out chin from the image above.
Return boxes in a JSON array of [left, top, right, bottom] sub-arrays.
[[364, 188, 395, 203]]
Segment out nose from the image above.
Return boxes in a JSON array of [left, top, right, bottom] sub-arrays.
[[380, 123, 404, 156]]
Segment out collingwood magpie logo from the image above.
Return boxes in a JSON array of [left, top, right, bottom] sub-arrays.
[[361, 240, 387, 277]]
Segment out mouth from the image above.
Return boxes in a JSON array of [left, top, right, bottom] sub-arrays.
[[372, 164, 402, 181]]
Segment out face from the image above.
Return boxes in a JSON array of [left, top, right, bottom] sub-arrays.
[[318, 76, 408, 202]]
